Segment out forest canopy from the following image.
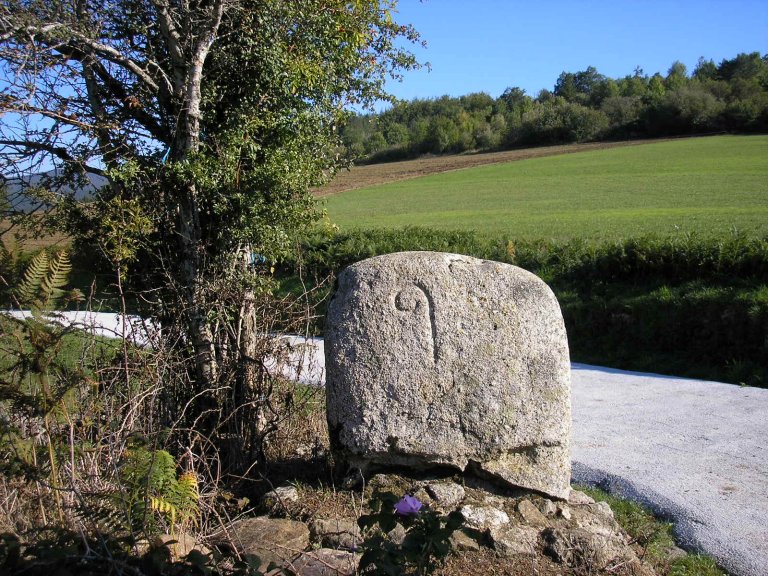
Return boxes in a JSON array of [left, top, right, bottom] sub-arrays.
[[342, 52, 768, 163]]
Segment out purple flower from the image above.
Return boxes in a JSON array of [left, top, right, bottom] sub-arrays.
[[394, 494, 423, 516]]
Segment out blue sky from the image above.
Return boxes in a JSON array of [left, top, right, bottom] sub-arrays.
[[380, 0, 767, 106]]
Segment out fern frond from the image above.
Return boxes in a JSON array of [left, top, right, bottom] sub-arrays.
[[175, 471, 200, 527], [39, 251, 72, 308], [146, 449, 177, 493], [118, 448, 202, 533], [177, 471, 199, 499], [17, 251, 49, 307], [150, 496, 178, 526]]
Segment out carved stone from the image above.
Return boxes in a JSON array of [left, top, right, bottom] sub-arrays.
[[325, 251, 571, 499]]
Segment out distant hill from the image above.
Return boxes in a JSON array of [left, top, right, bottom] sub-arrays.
[[1, 170, 108, 212]]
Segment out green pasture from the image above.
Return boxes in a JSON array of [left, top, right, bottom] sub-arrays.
[[323, 135, 768, 241]]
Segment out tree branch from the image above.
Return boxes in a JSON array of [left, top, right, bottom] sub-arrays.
[[15, 20, 161, 94], [1, 98, 99, 131], [64, 35, 160, 93], [182, 0, 226, 153], [88, 59, 169, 143], [0, 139, 104, 177], [150, 0, 186, 91]]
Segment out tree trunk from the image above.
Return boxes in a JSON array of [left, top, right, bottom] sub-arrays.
[[177, 185, 219, 388]]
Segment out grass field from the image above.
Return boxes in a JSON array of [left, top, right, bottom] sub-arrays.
[[322, 135, 768, 241]]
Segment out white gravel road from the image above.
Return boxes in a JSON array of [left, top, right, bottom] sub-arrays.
[[570, 364, 767, 576], [6, 316, 765, 575]]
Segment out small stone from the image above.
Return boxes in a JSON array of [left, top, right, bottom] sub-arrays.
[[536, 498, 558, 516], [228, 516, 309, 568], [572, 503, 622, 537], [460, 504, 510, 530], [489, 525, 539, 557], [387, 522, 407, 546], [517, 499, 549, 527], [309, 518, 362, 550], [425, 481, 466, 508], [290, 548, 359, 576], [276, 485, 300, 501], [449, 529, 481, 552], [543, 527, 636, 568], [665, 545, 688, 562], [557, 504, 572, 520], [151, 533, 210, 560], [480, 493, 507, 508], [568, 490, 595, 506], [592, 501, 614, 519], [367, 473, 392, 489], [413, 487, 431, 505], [263, 485, 300, 511], [134, 539, 151, 557]]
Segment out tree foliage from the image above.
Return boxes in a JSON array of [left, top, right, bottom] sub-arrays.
[[0, 0, 421, 461], [343, 52, 768, 162]]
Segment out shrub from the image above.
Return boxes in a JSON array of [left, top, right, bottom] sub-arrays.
[[0, 248, 323, 573]]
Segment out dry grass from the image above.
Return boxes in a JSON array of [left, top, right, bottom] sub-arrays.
[[435, 548, 615, 576], [0, 217, 69, 252]]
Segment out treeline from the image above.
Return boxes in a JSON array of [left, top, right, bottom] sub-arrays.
[[342, 52, 768, 162]]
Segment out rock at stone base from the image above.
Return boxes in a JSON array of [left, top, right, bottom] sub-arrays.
[[151, 533, 210, 560], [517, 499, 550, 527], [425, 481, 466, 508], [387, 522, 407, 546], [309, 518, 362, 550], [449, 529, 482, 552], [325, 252, 571, 500], [572, 502, 623, 538], [216, 470, 658, 576], [543, 527, 652, 574], [569, 489, 596, 506], [228, 517, 309, 569], [459, 504, 510, 530], [489, 525, 540, 557], [263, 485, 300, 512], [288, 548, 359, 576], [558, 503, 573, 520], [664, 545, 688, 562], [593, 500, 615, 519], [536, 497, 558, 516]]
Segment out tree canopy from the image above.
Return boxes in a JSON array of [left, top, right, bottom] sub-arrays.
[[0, 0, 421, 451], [342, 52, 768, 163]]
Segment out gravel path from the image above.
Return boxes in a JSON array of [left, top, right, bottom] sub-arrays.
[[570, 364, 767, 576]]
